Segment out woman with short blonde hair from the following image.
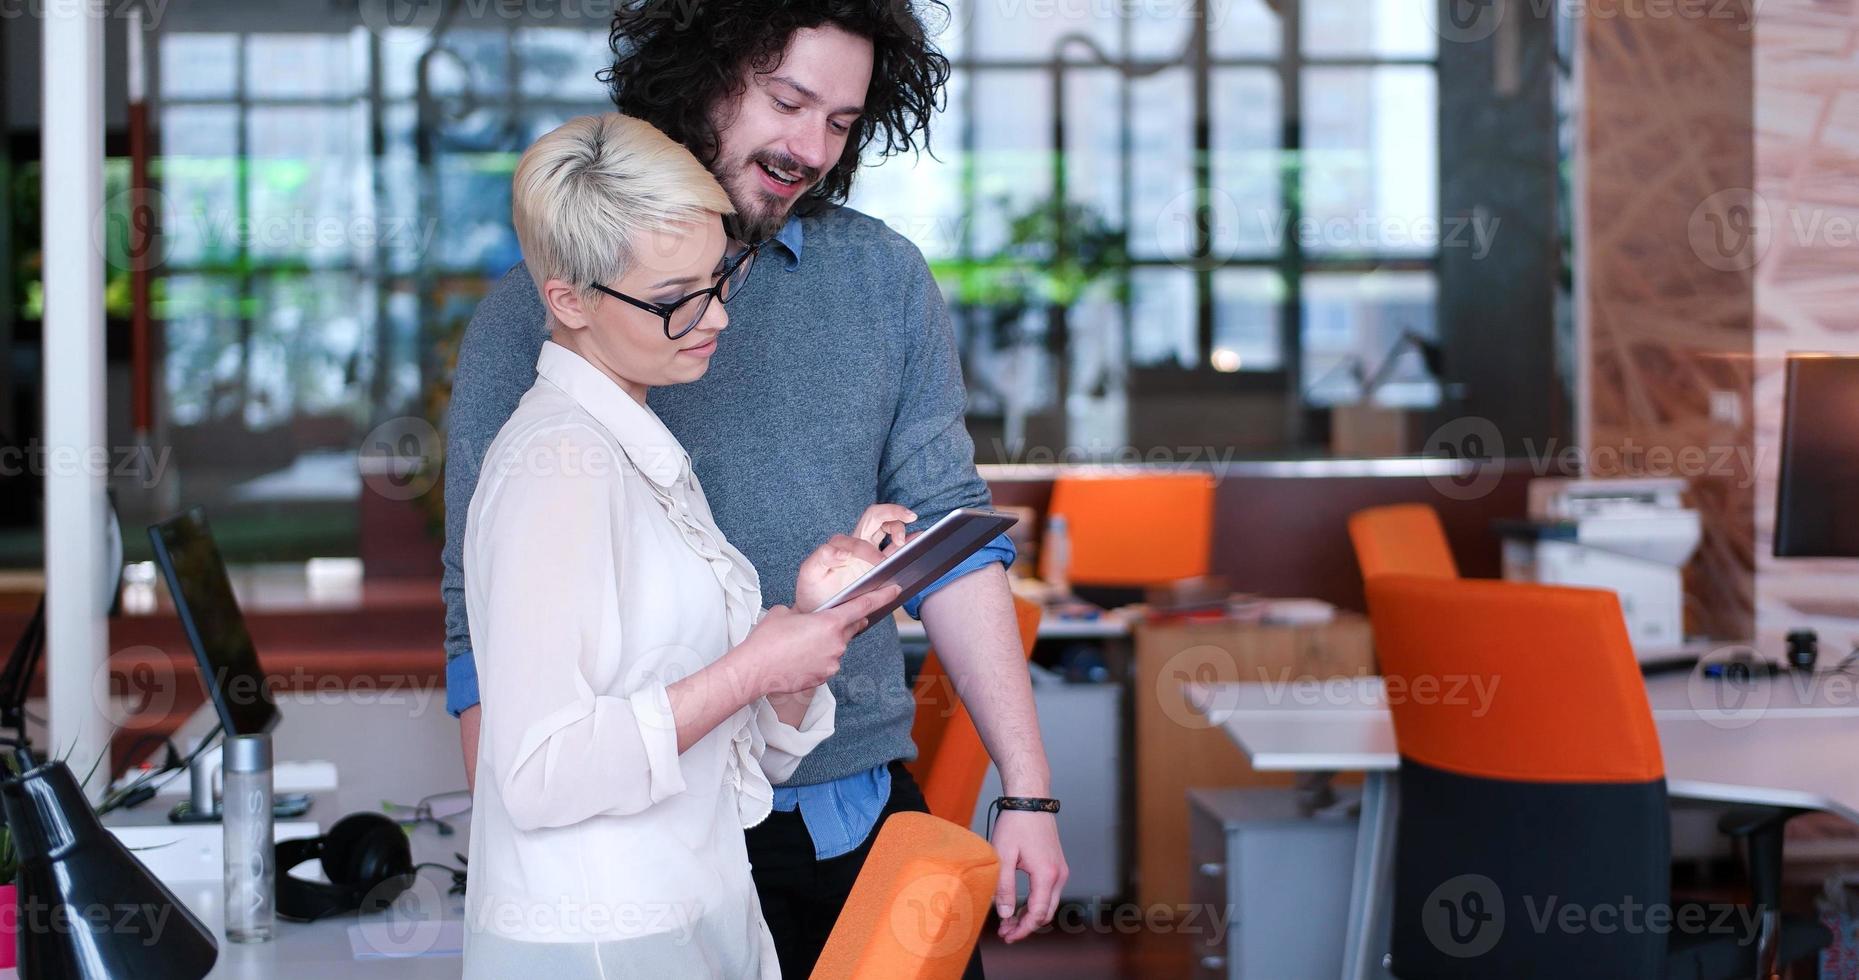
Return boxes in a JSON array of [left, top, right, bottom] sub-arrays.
[[460, 113, 906, 979]]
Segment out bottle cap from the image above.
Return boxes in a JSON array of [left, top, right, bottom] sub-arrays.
[[222, 734, 272, 774]]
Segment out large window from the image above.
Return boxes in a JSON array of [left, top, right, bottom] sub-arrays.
[[132, 2, 1443, 555], [146, 23, 614, 555], [845, 0, 1442, 457]]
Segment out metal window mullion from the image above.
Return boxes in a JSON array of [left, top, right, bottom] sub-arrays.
[[366, 29, 392, 422], [1191, 0, 1214, 369], [1118, 18, 1135, 373], [1279, 0, 1305, 447], [235, 33, 254, 426]]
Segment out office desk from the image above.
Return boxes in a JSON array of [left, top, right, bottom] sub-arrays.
[[50, 689, 473, 979], [1187, 672, 1859, 980]]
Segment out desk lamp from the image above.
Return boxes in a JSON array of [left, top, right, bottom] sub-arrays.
[[0, 747, 218, 978]]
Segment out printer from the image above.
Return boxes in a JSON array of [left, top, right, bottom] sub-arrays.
[[1498, 478, 1701, 651]]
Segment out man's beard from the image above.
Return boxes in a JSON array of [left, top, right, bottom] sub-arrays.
[[727, 189, 789, 244], [720, 150, 822, 243]]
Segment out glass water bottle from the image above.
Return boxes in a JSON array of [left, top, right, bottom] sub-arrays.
[[222, 734, 275, 942]]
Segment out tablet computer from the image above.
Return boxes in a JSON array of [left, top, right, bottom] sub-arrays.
[[817, 507, 1019, 621]]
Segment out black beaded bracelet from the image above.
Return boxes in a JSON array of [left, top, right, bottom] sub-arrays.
[[984, 796, 1061, 841]]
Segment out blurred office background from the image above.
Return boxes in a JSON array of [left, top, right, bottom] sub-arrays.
[[0, 0, 1575, 567], [16, 0, 1859, 974]]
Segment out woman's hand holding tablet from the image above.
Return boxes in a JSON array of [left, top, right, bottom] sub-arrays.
[[816, 508, 1019, 624], [795, 504, 916, 612]]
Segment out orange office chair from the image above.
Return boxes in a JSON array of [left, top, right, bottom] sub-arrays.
[[1364, 575, 1828, 978], [1346, 503, 1458, 580], [1045, 472, 1215, 586], [809, 812, 999, 980], [907, 594, 1042, 824]]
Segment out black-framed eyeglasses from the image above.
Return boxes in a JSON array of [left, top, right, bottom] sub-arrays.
[[589, 240, 761, 340]]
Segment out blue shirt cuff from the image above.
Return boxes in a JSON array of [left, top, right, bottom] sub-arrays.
[[445, 652, 481, 717], [902, 532, 1016, 620]]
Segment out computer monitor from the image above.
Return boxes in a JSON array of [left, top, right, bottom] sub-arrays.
[[147, 509, 280, 735], [1774, 353, 1859, 558], [0, 490, 126, 746]]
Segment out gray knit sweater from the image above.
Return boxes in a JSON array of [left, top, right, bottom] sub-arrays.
[[439, 205, 992, 785]]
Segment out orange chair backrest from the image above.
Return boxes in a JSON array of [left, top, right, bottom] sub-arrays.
[[1363, 575, 1663, 783], [908, 595, 1042, 824], [809, 812, 999, 980], [1347, 503, 1459, 581], [1046, 473, 1215, 586]]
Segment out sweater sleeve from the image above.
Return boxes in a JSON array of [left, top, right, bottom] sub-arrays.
[[874, 250, 994, 538], [441, 263, 551, 717]]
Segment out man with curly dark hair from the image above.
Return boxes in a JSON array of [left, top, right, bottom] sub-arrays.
[[440, 3, 1067, 977], [601, 0, 951, 242]]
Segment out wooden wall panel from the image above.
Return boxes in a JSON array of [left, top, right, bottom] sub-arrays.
[[1752, 0, 1859, 655], [1580, 7, 1757, 639]]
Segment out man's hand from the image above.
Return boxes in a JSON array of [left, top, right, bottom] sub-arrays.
[[918, 563, 1068, 942], [992, 809, 1068, 942], [792, 504, 913, 611]]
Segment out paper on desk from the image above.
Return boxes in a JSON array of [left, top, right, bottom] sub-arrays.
[[348, 919, 464, 959]]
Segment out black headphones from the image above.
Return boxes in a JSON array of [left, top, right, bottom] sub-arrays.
[[275, 812, 416, 922]]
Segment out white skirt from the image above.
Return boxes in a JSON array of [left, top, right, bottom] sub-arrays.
[[462, 907, 780, 980]]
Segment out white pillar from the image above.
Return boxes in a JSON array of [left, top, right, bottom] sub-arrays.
[[42, 0, 111, 795]]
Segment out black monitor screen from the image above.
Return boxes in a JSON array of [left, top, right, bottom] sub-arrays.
[[147, 509, 279, 735], [1775, 354, 1859, 558]]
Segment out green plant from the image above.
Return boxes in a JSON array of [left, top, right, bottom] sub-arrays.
[[0, 823, 15, 887], [940, 195, 1129, 349]]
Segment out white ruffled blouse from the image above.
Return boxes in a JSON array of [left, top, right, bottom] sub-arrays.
[[461, 340, 834, 980]]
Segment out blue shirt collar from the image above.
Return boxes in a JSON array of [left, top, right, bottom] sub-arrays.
[[769, 214, 804, 270]]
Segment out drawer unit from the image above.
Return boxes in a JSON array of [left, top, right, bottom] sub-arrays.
[[1187, 786, 1360, 979]]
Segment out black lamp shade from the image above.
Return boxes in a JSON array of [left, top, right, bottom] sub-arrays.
[[1, 760, 218, 979]]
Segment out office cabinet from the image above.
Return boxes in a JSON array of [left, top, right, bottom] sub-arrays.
[[1135, 615, 1375, 907], [1188, 787, 1360, 980]]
